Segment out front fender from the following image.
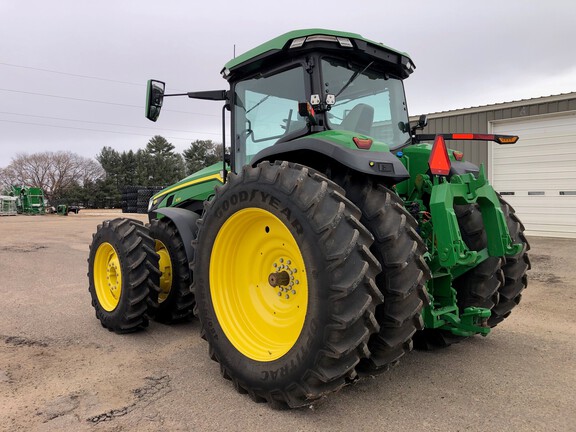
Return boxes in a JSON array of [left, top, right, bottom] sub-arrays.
[[149, 207, 199, 264]]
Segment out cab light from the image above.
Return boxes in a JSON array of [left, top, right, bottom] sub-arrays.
[[453, 151, 464, 161], [353, 137, 373, 150], [289, 35, 353, 49], [290, 37, 307, 48], [429, 135, 451, 176], [336, 37, 353, 47]]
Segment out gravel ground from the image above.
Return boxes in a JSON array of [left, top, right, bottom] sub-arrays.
[[0, 210, 574, 432]]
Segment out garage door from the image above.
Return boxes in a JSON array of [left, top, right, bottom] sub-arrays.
[[490, 112, 576, 238]]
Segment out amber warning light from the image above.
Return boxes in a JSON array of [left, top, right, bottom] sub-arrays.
[[428, 135, 451, 176]]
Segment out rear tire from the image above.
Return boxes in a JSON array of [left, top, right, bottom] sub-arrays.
[[454, 204, 503, 313], [193, 161, 382, 408], [149, 218, 196, 323], [413, 198, 529, 349], [489, 197, 530, 326], [88, 218, 160, 333], [413, 204, 503, 350], [328, 171, 430, 374]]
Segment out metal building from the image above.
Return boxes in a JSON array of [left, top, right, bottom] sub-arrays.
[[410, 93, 576, 238]]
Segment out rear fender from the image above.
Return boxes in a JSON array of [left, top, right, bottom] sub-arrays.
[[250, 137, 410, 184]]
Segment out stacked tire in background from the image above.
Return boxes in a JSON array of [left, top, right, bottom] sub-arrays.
[[121, 186, 140, 213], [122, 186, 164, 214]]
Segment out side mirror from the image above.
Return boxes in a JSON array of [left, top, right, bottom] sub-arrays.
[[145, 79, 165, 122], [411, 114, 428, 135], [418, 114, 428, 129]]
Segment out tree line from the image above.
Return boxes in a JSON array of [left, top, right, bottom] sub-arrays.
[[0, 136, 223, 208]]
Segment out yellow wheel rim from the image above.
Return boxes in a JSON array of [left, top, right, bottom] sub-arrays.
[[94, 242, 122, 312], [210, 208, 308, 362], [155, 240, 173, 304]]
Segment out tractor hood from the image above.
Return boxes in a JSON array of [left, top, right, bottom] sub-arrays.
[[150, 162, 224, 205]]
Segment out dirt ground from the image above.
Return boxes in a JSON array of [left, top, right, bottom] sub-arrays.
[[0, 209, 574, 432]]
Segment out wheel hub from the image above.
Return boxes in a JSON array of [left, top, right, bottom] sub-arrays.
[[269, 259, 300, 299], [94, 242, 123, 312], [210, 207, 308, 361], [107, 261, 119, 294], [268, 270, 290, 287]]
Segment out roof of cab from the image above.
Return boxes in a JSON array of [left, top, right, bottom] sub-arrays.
[[222, 28, 412, 75]]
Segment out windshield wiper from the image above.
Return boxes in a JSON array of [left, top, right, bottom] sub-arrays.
[[334, 61, 374, 98], [246, 95, 271, 114]]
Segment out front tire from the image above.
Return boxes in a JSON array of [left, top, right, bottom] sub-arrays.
[[149, 218, 196, 323], [193, 161, 382, 408], [88, 218, 160, 333]]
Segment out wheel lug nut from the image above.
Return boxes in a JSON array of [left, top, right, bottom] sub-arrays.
[[292, 290, 296, 295], [285, 294, 290, 299], [287, 260, 291, 265]]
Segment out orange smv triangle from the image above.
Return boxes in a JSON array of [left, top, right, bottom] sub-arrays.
[[428, 135, 451, 176]]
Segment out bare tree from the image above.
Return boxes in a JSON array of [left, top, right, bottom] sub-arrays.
[[1, 151, 103, 202], [0, 167, 11, 193]]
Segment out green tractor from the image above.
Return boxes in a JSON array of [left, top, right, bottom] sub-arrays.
[[88, 29, 530, 407]]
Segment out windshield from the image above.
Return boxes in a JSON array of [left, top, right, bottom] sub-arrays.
[[234, 66, 308, 164], [322, 57, 410, 149]]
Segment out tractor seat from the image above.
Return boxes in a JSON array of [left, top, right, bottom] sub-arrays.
[[339, 103, 374, 136]]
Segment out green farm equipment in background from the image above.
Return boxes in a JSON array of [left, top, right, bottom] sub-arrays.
[[56, 204, 81, 216], [7, 186, 46, 215], [87, 29, 530, 408], [0, 195, 18, 216]]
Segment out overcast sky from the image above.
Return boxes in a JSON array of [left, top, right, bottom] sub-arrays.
[[1, 0, 575, 168]]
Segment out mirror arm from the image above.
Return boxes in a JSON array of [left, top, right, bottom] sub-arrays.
[[162, 90, 228, 101], [163, 92, 189, 97]]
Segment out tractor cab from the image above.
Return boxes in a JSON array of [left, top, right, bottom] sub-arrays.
[[147, 29, 415, 176], [224, 30, 414, 168]]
